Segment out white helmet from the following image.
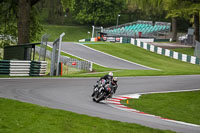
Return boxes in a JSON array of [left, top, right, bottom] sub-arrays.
[[113, 77, 118, 82], [112, 77, 118, 84], [108, 72, 113, 76]]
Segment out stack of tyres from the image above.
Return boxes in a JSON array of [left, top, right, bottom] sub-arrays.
[[30, 61, 47, 76], [0, 60, 10, 75], [0, 60, 30, 76]]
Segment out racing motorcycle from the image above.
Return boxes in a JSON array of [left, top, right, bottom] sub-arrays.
[[92, 79, 113, 102]]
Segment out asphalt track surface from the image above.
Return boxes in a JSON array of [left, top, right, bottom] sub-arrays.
[[1, 76, 200, 133], [48, 42, 155, 70]]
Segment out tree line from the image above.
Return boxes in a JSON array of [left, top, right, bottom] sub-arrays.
[[0, 0, 199, 45]]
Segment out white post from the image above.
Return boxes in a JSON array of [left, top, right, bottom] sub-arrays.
[[56, 32, 65, 76], [101, 26, 103, 32], [116, 14, 120, 26], [89, 62, 93, 72], [92, 25, 95, 38]]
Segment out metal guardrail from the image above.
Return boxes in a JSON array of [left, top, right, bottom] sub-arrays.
[[0, 60, 47, 76]]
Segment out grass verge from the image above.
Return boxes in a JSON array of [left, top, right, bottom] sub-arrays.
[[172, 48, 195, 56], [42, 25, 91, 42], [121, 90, 200, 125], [0, 98, 174, 133], [84, 43, 200, 76]]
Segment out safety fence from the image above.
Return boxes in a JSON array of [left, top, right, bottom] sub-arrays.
[[60, 56, 92, 71], [35, 46, 93, 72], [0, 60, 47, 76]]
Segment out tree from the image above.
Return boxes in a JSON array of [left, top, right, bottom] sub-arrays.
[[166, 0, 200, 41], [182, 0, 200, 41], [0, 0, 18, 47], [124, 0, 138, 21], [0, 0, 43, 45], [131, 0, 166, 21], [164, 0, 181, 42], [62, 0, 125, 25], [17, 0, 41, 44]]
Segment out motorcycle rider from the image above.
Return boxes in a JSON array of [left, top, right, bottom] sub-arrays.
[[100, 72, 113, 83], [107, 77, 118, 98], [91, 72, 113, 97]]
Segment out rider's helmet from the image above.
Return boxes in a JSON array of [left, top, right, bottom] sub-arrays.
[[108, 72, 113, 81], [108, 72, 113, 77], [112, 77, 118, 85]]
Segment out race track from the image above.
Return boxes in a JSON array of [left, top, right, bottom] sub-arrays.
[[48, 42, 155, 70], [1, 76, 200, 133]]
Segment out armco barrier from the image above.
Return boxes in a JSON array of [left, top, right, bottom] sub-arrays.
[[0, 60, 47, 76], [130, 38, 200, 65]]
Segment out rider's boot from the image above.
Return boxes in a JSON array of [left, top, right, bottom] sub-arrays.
[[91, 85, 98, 97], [108, 94, 113, 98]]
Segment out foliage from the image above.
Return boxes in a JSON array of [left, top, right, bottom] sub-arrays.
[[29, 6, 43, 42], [0, 0, 43, 46], [61, 0, 125, 25], [0, 0, 17, 47], [164, 0, 200, 19], [126, 0, 167, 21]]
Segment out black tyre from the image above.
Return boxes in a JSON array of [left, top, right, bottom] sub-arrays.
[[95, 92, 106, 103]]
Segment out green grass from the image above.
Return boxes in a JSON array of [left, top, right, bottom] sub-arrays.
[[0, 98, 174, 133], [42, 25, 91, 42], [84, 43, 200, 76], [173, 48, 195, 56], [121, 90, 200, 125]]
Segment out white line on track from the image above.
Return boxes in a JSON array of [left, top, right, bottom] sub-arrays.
[[76, 43, 158, 70], [47, 44, 113, 68]]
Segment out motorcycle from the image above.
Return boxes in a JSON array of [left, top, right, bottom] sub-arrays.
[[92, 79, 113, 103]]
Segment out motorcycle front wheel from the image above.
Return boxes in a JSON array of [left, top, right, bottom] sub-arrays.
[[95, 92, 106, 103]]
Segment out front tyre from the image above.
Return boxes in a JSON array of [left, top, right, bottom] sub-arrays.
[[95, 92, 106, 103]]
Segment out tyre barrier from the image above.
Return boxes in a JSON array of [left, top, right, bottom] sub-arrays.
[[0, 60, 47, 76], [30, 61, 48, 76]]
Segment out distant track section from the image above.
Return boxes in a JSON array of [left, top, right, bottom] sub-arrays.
[[48, 42, 156, 70]]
